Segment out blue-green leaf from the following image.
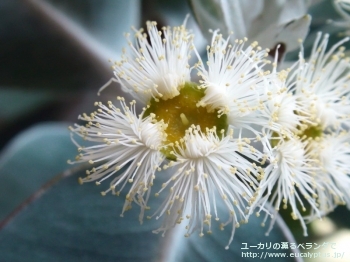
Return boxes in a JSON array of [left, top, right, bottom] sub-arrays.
[[0, 89, 56, 120], [0, 168, 167, 262], [44, 0, 141, 52], [0, 123, 76, 220], [188, 0, 310, 53]]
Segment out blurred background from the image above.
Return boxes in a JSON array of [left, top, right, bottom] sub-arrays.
[[0, 0, 205, 144], [0, 0, 350, 261]]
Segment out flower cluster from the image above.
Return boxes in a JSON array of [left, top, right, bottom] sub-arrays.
[[254, 32, 350, 236], [69, 21, 350, 248]]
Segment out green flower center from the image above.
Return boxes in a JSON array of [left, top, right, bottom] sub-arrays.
[[299, 124, 323, 140], [144, 82, 228, 159], [270, 123, 323, 148]]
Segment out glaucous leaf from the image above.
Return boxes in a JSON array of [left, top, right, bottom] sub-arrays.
[[0, 123, 76, 220], [189, 0, 310, 53], [43, 0, 141, 53], [0, 168, 169, 262], [0, 89, 55, 120]]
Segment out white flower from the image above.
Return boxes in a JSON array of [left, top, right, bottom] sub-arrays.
[[69, 97, 165, 221], [196, 32, 270, 131], [69, 21, 279, 249], [189, 0, 311, 53], [254, 137, 320, 236], [294, 33, 350, 129], [109, 20, 193, 102], [260, 64, 312, 139], [150, 126, 262, 249], [308, 132, 350, 215]]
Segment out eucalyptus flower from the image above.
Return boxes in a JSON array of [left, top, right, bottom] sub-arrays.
[[256, 136, 320, 236], [294, 33, 350, 129], [69, 21, 274, 248], [308, 132, 350, 215]]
